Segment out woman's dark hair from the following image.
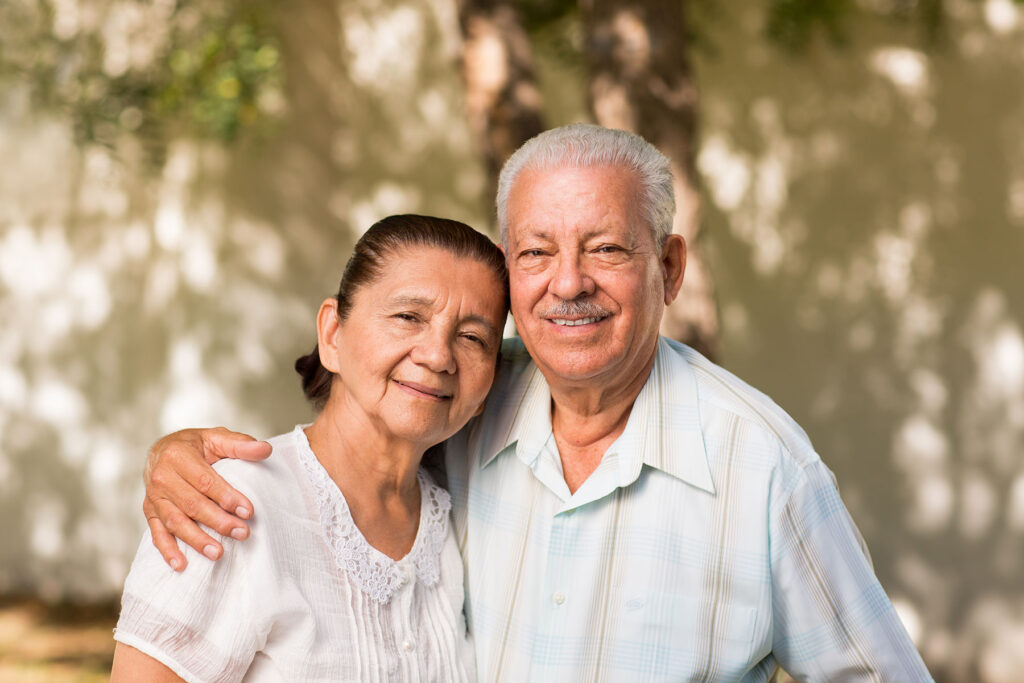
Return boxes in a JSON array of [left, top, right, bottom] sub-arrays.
[[294, 214, 509, 411]]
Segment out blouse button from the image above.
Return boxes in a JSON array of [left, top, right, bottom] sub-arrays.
[[397, 564, 413, 586], [401, 638, 416, 652]]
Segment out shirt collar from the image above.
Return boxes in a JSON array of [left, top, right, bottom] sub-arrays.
[[477, 359, 551, 470], [476, 336, 716, 495]]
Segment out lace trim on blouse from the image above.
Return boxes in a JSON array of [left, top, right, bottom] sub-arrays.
[[293, 427, 451, 604]]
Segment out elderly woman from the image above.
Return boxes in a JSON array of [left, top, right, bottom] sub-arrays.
[[111, 215, 508, 681]]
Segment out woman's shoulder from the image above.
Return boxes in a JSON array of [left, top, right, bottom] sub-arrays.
[[212, 426, 312, 513]]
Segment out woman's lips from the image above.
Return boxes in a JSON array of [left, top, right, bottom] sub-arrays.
[[393, 379, 451, 400]]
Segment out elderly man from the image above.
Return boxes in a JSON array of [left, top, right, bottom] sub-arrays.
[[143, 124, 931, 680]]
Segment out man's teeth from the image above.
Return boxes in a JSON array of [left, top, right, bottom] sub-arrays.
[[552, 317, 600, 326]]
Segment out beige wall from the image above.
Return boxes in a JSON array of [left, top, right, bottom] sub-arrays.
[[1, 1, 1022, 680]]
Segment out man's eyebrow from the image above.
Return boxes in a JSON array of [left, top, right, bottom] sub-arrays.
[[513, 228, 552, 244]]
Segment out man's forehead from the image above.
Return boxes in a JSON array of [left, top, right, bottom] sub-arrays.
[[508, 173, 647, 245], [516, 162, 639, 189], [510, 222, 643, 244]]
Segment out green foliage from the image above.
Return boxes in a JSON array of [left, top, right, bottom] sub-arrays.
[[157, 11, 283, 142], [517, 0, 577, 32], [0, 0, 284, 149], [517, 0, 581, 68], [764, 0, 950, 52], [765, 0, 855, 49]]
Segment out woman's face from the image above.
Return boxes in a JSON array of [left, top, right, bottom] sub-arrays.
[[318, 246, 507, 450]]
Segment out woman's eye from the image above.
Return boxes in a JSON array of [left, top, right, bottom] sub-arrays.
[[461, 333, 487, 347], [395, 313, 418, 322]]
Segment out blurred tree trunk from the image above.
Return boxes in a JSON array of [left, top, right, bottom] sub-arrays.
[[456, 0, 547, 218], [581, 0, 719, 359], [456, 0, 719, 359]]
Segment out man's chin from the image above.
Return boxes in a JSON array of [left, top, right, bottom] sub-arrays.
[[532, 352, 621, 385]]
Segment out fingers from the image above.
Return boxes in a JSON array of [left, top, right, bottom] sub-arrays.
[[149, 457, 251, 540], [150, 493, 226, 562], [145, 497, 187, 571], [195, 444, 257, 522], [198, 429, 269, 519], [147, 427, 257, 525]]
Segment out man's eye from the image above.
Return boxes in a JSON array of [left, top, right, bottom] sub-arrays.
[[395, 313, 419, 322], [594, 245, 623, 253], [519, 249, 546, 258]]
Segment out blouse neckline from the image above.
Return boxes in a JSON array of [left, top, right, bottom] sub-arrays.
[[292, 425, 450, 604]]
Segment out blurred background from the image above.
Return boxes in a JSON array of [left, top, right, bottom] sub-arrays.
[[1, 0, 1022, 680]]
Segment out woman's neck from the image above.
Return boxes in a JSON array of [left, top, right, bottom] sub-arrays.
[[304, 401, 424, 560]]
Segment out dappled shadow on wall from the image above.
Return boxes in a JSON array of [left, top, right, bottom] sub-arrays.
[[0, 0, 485, 601]]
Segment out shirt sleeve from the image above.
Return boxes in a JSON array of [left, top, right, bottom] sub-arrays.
[[114, 522, 270, 683], [769, 459, 934, 681]]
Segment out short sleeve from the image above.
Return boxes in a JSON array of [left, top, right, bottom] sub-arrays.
[[769, 459, 933, 680], [114, 523, 270, 683]]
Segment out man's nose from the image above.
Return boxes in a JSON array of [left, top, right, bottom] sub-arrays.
[[549, 253, 595, 301], [411, 328, 457, 374]]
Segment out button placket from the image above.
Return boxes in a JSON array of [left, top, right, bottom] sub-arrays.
[[394, 560, 417, 658]]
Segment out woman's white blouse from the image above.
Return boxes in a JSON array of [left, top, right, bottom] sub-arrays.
[[115, 426, 475, 682]]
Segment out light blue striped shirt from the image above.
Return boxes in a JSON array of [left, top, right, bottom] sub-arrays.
[[446, 336, 931, 681]]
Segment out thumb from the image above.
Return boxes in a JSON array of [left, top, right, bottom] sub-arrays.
[[201, 427, 273, 463]]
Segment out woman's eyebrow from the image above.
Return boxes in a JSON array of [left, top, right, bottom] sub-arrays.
[[387, 295, 500, 335], [462, 314, 501, 340], [387, 294, 435, 308]]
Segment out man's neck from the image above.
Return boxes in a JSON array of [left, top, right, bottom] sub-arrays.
[[545, 346, 657, 494]]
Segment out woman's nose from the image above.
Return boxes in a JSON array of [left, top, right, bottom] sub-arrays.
[[411, 329, 457, 374]]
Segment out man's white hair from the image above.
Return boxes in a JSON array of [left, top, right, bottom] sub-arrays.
[[496, 123, 676, 249]]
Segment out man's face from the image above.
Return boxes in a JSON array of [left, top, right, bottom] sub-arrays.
[[505, 164, 675, 389]]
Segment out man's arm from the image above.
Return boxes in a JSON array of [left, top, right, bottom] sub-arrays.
[[144, 427, 271, 571], [770, 459, 932, 679]]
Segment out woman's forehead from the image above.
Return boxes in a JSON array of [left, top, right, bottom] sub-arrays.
[[364, 251, 506, 313]]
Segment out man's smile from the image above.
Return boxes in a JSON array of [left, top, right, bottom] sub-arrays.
[[549, 316, 604, 326]]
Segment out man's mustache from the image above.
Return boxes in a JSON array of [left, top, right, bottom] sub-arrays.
[[538, 298, 611, 319]]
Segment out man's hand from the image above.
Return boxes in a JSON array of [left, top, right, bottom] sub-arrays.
[[144, 427, 272, 571]]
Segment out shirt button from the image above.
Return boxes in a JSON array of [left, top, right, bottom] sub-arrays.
[[552, 592, 566, 605], [401, 638, 416, 652]]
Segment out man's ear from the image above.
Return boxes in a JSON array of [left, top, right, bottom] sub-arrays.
[[316, 298, 342, 373], [661, 234, 686, 305]]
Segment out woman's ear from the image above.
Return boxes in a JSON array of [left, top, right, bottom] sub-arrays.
[[316, 298, 343, 373]]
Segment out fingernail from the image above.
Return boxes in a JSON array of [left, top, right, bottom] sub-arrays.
[[230, 527, 247, 540], [203, 545, 220, 560], [170, 558, 180, 570], [236, 507, 251, 520]]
